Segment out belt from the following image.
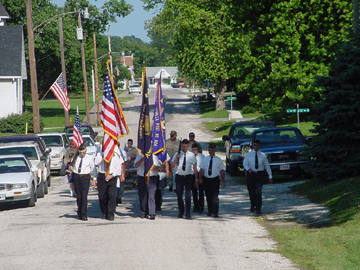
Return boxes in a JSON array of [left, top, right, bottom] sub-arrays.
[[253, 170, 264, 174], [77, 173, 90, 177], [98, 172, 105, 175], [204, 176, 220, 179], [176, 174, 192, 177]]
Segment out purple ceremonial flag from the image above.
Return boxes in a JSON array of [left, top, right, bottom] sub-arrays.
[[137, 67, 153, 178]]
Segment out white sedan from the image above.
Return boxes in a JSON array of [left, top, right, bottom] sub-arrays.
[[128, 84, 141, 94], [0, 155, 37, 207]]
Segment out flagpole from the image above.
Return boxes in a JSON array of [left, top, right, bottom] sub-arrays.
[[59, 16, 69, 126]]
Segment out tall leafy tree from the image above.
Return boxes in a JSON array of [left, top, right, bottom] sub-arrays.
[[304, 34, 360, 181]]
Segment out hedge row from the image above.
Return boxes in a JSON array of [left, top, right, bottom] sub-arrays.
[[0, 112, 44, 134]]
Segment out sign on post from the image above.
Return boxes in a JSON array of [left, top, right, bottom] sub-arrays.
[[286, 106, 310, 129], [226, 96, 236, 100]]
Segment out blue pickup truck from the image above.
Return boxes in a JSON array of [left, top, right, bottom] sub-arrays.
[[242, 127, 312, 177]]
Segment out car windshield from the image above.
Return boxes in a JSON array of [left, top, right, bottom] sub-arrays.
[[0, 147, 39, 160], [233, 124, 274, 137], [83, 137, 95, 147], [41, 136, 62, 147], [254, 129, 302, 146], [131, 84, 140, 87], [0, 157, 30, 174], [64, 126, 92, 135]]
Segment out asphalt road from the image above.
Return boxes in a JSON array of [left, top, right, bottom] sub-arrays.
[[0, 86, 297, 270]]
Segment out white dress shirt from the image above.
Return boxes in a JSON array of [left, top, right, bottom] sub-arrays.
[[135, 154, 161, 177], [172, 151, 197, 175], [243, 150, 272, 178], [95, 149, 124, 176], [200, 155, 225, 178], [193, 153, 205, 172], [73, 153, 95, 174]]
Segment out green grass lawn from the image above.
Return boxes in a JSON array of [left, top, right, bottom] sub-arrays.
[[266, 177, 360, 270]]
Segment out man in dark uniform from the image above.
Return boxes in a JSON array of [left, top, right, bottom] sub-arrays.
[[243, 139, 273, 215], [199, 143, 226, 218], [68, 144, 94, 221]]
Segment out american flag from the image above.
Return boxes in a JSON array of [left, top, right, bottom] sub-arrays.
[[72, 106, 83, 149], [49, 73, 70, 111], [101, 60, 129, 162]]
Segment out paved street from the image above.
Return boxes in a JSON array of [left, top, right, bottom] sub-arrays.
[[0, 86, 297, 269]]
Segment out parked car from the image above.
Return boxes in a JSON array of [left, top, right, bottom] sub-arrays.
[[0, 142, 51, 198], [128, 84, 141, 94], [0, 135, 51, 186], [37, 133, 71, 176], [0, 154, 37, 207], [171, 82, 179, 88], [222, 121, 275, 176], [242, 127, 312, 177], [63, 124, 98, 141], [178, 81, 187, 88]]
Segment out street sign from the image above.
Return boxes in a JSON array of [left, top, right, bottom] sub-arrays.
[[226, 96, 236, 100], [287, 108, 310, 113]]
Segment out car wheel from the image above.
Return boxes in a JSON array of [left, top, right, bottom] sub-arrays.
[[37, 180, 45, 198], [59, 159, 66, 176], [44, 178, 48, 194], [27, 184, 36, 207], [229, 162, 238, 176]]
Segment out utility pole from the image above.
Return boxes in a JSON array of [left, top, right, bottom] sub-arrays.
[[59, 16, 69, 126], [355, 0, 359, 34], [107, 25, 113, 75], [78, 12, 90, 124], [93, 33, 100, 126], [26, 0, 40, 133]]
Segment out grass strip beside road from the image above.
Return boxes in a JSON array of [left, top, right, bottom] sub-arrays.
[[265, 177, 360, 270]]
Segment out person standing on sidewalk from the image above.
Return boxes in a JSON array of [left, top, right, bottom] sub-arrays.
[[134, 154, 161, 220], [68, 144, 95, 221], [243, 139, 273, 215], [199, 143, 225, 218], [188, 132, 202, 153], [171, 139, 198, 219], [94, 147, 125, 221]]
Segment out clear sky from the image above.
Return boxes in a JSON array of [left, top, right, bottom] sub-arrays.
[[51, 0, 156, 43]]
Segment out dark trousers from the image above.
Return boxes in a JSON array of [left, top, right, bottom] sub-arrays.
[[116, 181, 125, 201], [73, 174, 91, 218], [97, 173, 117, 219], [175, 174, 193, 216], [137, 176, 158, 215], [203, 176, 220, 215], [246, 171, 265, 211], [192, 176, 204, 212]]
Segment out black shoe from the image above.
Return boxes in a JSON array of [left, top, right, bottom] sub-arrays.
[[117, 199, 122, 204], [256, 210, 262, 215], [213, 214, 219, 218], [207, 212, 212, 216], [169, 187, 173, 192], [141, 213, 146, 219], [81, 217, 88, 221], [101, 214, 106, 219], [149, 214, 155, 220], [250, 207, 255, 213], [185, 215, 192, 220], [178, 214, 183, 218], [107, 216, 115, 221]]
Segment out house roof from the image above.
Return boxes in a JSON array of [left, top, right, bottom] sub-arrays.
[[0, 0, 10, 19], [117, 55, 134, 67], [0, 25, 27, 78], [146, 67, 178, 78]]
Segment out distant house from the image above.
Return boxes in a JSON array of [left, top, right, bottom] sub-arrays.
[[116, 53, 134, 88], [146, 67, 178, 87], [0, 1, 27, 118]]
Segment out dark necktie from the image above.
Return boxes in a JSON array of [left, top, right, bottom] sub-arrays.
[[255, 151, 259, 170], [182, 153, 186, 171], [208, 156, 213, 176], [78, 157, 83, 173]]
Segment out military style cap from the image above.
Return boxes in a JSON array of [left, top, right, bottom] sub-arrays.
[[170, 130, 177, 136]]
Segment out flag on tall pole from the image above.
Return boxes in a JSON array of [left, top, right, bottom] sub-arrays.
[[101, 60, 129, 162], [152, 79, 167, 163], [49, 73, 70, 111], [72, 106, 83, 149], [137, 66, 153, 179]]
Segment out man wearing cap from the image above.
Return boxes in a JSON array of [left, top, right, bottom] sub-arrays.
[[68, 144, 95, 221], [166, 130, 180, 191], [188, 132, 202, 153]]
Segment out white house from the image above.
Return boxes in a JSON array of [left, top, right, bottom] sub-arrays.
[[0, 2, 27, 118], [146, 67, 178, 88]]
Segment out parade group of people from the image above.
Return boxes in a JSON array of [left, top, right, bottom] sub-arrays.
[[66, 130, 273, 221]]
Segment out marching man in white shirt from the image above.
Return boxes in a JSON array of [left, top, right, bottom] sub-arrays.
[[199, 143, 225, 218], [243, 139, 273, 215], [94, 147, 125, 221]]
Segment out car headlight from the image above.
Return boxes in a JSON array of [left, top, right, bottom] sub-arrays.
[[51, 153, 61, 158], [12, 183, 28, 189], [230, 145, 241, 153]]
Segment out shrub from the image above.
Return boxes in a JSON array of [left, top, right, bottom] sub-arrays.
[[241, 105, 257, 114], [0, 112, 44, 134]]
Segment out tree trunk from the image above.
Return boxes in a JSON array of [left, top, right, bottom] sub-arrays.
[[214, 79, 226, 110]]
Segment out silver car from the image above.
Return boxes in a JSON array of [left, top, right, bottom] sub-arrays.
[[128, 84, 141, 94], [0, 155, 37, 207]]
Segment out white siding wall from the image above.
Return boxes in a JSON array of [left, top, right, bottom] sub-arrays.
[[0, 79, 22, 118]]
